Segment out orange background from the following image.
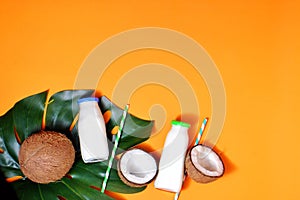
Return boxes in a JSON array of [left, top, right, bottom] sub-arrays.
[[0, 0, 299, 199]]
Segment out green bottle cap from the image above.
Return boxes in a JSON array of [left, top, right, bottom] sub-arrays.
[[171, 120, 191, 128]]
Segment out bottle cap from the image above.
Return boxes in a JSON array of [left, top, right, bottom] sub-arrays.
[[171, 120, 191, 128], [77, 97, 99, 104]]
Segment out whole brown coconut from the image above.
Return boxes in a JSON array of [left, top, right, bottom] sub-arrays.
[[18, 130, 75, 184], [185, 144, 224, 183]]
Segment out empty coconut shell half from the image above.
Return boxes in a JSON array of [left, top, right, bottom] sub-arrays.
[[18, 130, 75, 184], [117, 148, 157, 187], [185, 144, 224, 183]]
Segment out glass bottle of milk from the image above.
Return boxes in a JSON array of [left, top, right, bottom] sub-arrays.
[[77, 97, 109, 163], [154, 120, 190, 193]]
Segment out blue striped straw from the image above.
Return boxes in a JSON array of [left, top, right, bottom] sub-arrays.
[[101, 104, 130, 193], [194, 117, 208, 145], [174, 117, 209, 200]]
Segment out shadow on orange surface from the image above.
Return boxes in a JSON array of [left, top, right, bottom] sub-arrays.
[[216, 148, 237, 177]]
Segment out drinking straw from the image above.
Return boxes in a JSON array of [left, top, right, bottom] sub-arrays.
[[101, 104, 130, 193], [174, 117, 209, 200], [194, 117, 208, 145]]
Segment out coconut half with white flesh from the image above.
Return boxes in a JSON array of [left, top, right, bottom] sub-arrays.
[[185, 144, 224, 183], [117, 148, 157, 187]]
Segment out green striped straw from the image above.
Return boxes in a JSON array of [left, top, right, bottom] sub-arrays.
[[174, 117, 209, 200], [101, 104, 130, 193]]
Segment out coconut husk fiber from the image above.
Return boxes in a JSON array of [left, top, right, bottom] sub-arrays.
[[18, 130, 75, 184]]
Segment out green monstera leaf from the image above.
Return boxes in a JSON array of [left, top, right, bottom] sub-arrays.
[[0, 90, 154, 200], [99, 96, 155, 154]]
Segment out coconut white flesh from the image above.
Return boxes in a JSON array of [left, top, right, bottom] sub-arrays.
[[191, 145, 223, 177], [119, 149, 157, 184]]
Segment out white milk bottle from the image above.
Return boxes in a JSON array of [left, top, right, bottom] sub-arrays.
[[154, 120, 190, 193], [77, 97, 109, 163]]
